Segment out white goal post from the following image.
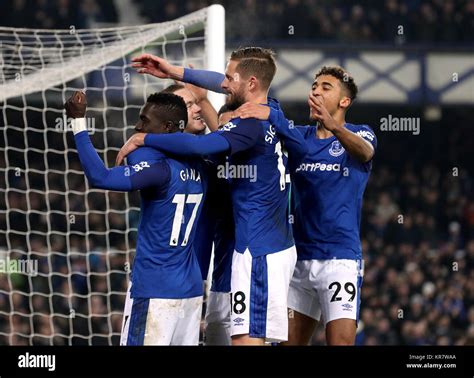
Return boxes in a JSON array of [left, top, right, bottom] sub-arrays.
[[0, 5, 225, 345]]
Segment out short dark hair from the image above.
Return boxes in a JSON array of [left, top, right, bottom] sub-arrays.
[[217, 104, 232, 117], [160, 83, 185, 94], [230, 47, 277, 90], [146, 92, 188, 130], [315, 66, 358, 102]]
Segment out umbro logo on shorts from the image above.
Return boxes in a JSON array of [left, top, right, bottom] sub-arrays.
[[342, 303, 353, 311], [233, 317, 245, 325]]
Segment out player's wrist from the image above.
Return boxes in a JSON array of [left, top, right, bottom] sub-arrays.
[[331, 122, 344, 134], [170, 66, 184, 81], [138, 133, 146, 146], [142, 133, 151, 146], [71, 118, 87, 135]]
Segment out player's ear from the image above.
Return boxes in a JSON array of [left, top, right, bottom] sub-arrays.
[[248, 76, 258, 91], [165, 120, 174, 132], [339, 96, 351, 110]]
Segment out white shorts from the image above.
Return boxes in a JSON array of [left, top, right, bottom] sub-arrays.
[[230, 246, 297, 343], [288, 259, 364, 326], [120, 282, 134, 346], [204, 291, 231, 345], [120, 283, 203, 345]]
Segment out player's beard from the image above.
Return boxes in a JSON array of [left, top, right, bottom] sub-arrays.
[[225, 88, 246, 111]]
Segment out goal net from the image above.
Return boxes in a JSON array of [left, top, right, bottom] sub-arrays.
[[0, 5, 225, 345]]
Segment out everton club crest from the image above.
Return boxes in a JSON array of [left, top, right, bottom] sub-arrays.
[[329, 140, 345, 157]]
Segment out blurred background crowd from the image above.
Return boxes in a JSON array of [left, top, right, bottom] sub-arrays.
[[1, 0, 473, 44], [0, 0, 473, 346]]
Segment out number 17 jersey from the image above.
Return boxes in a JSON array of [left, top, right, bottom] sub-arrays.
[[128, 148, 207, 299]]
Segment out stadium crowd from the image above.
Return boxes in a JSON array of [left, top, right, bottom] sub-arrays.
[[1, 0, 473, 44]]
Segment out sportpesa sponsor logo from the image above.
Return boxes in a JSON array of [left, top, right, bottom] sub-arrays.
[[295, 162, 341, 172]]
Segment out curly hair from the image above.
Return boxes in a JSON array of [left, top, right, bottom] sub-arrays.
[[315, 66, 358, 102]]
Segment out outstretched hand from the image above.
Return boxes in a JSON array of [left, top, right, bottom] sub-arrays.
[[115, 133, 146, 166], [131, 54, 183, 80], [64, 90, 87, 119]]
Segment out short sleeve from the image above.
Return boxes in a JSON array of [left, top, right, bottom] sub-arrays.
[[355, 125, 377, 151], [129, 160, 171, 191]]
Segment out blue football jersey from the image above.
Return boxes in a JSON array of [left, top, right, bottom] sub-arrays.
[[193, 195, 214, 281], [193, 158, 234, 292], [291, 124, 376, 261], [127, 148, 207, 299], [138, 99, 305, 260], [217, 115, 294, 257]]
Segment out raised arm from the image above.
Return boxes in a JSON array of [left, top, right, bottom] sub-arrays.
[[179, 65, 220, 131], [65, 92, 170, 192], [131, 53, 226, 94], [199, 97, 219, 131], [308, 94, 374, 163], [182, 68, 226, 94]]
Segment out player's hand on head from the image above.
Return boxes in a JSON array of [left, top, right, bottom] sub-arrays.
[[233, 102, 270, 120], [115, 133, 146, 166], [64, 90, 87, 119]]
